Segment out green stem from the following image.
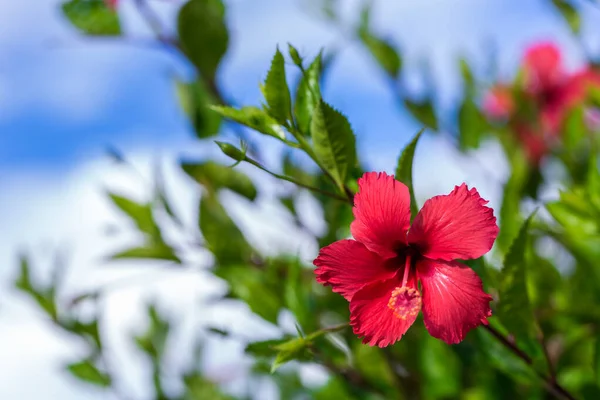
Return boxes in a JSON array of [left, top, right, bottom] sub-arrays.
[[244, 158, 349, 202]]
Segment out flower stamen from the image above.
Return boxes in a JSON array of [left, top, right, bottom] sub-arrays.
[[388, 286, 422, 320]]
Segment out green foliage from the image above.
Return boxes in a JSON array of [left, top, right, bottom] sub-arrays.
[[178, 0, 229, 81], [496, 212, 538, 348], [66, 359, 111, 387], [420, 335, 461, 399], [404, 99, 438, 131], [264, 49, 293, 124], [395, 129, 424, 219], [295, 53, 323, 135], [107, 192, 181, 263], [62, 0, 120, 36], [182, 160, 257, 200], [210, 105, 285, 139], [25, 1, 600, 399], [357, 2, 401, 77], [199, 193, 252, 265], [310, 100, 357, 192], [177, 80, 222, 138], [552, 0, 581, 34], [15, 254, 58, 320]]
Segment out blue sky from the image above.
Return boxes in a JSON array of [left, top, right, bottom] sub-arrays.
[[0, 0, 598, 398]]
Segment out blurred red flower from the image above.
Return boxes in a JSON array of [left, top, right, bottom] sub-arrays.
[[484, 42, 600, 164], [105, 0, 118, 9], [314, 172, 498, 347]]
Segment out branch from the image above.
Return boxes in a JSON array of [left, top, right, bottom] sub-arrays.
[[483, 325, 576, 400]]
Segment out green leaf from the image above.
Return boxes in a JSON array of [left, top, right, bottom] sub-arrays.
[[357, 0, 401, 77], [110, 244, 181, 263], [497, 212, 538, 343], [62, 0, 120, 36], [183, 373, 235, 400], [458, 97, 487, 150], [420, 335, 461, 399], [352, 344, 398, 397], [264, 49, 293, 124], [178, 0, 229, 81], [288, 43, 303, 67], [563, 106, 586, 151], [15, 254, 58, 320], [215, 141, 248, 164], [181, 161, 257, 200], [134, 304, 170, 360], [66, 359, 111, 387], [199, 194, 251, 265], [460, 58, 475, 92], [310, 100, 357, 192], [177, 80, 222, 138], [404, 99, 438, 130], [497, 149, 529, 252], [595, 336, 600, 387], [546, 201, 597, 235], [107, 193, 159, 239], [215, 266, 281, 323], [295, 54, 322, 135], [210, 105, 285, 139], [359, 33, 401, 78], [245, 338, 292, 357], [395, 129, 424, 219], [552, 0, 581, 34]]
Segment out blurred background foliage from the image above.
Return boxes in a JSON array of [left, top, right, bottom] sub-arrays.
[[9, 0, 600, 399]]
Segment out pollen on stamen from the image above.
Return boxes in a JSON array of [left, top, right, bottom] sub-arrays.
[[388, 286, 422, 320]]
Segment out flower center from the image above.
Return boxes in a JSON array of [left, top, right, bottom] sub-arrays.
[[388, 286, 422, 320]]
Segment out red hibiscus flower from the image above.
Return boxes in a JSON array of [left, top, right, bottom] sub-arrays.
[[314, 172, 498, 347], [523, 42, 564, 95]]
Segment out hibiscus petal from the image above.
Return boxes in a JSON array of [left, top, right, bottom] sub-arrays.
[[350, 277, 419, 347], [408, 184, 498, 261], [418, 258, 492, 345], [351, 172, 411, 259], [314, 240, 396, 301]]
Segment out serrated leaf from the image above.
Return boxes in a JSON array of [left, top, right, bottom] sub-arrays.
[[210, 105, 285, 139], [395, 129, 424, 219], [66, 359, 111, 387], [110, 244, 181, 263], [178, 0, 229, 81], [295, 54, 322, 135], [310, 100, 356, 192], [404, 99, 438, 130], [552, 0, 581, 34], [62, 0, 120, 36], [264, 49, 292, 124], [181, 160, 257, 200], [497, 149, 529, 251], [107, 193, 159, 239], [497, 211, 537, 342], [199, 194, 251, 265]]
